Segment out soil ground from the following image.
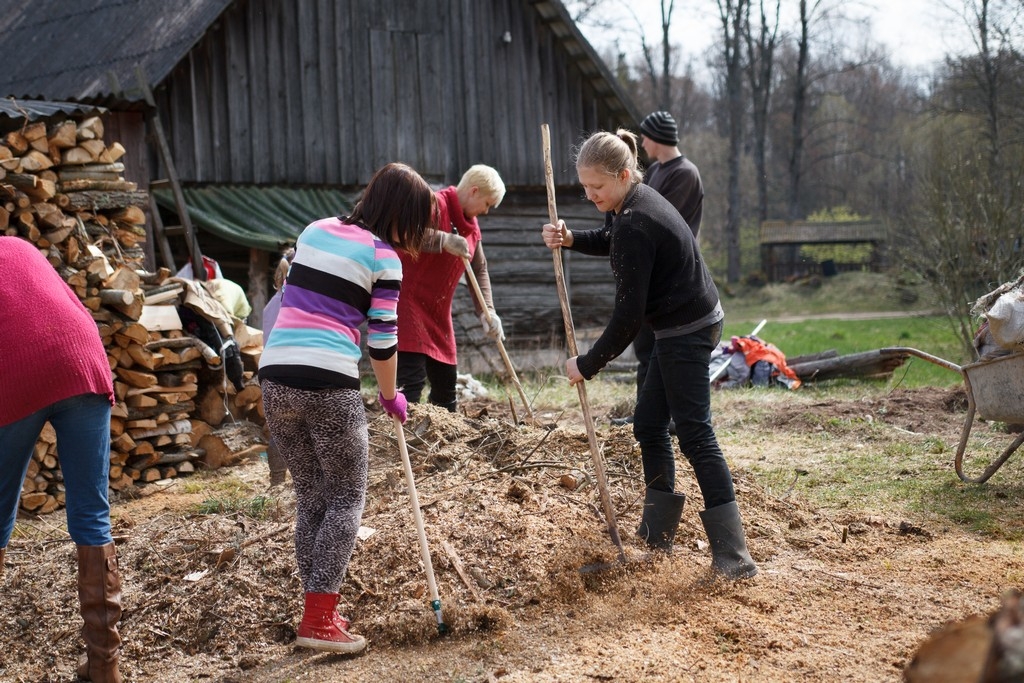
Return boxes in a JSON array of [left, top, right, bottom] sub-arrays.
[[3, 383, 1021, 683]]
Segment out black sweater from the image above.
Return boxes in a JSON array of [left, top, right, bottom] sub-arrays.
[[570, 184, 720, 379], [645, 155, 703, 238]]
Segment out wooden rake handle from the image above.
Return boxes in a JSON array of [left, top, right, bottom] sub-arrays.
[[541, 123, 624, 560], [393, 415, 447, 633]]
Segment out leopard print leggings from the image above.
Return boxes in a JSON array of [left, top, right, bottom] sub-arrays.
[[261, 380, 367, 593]]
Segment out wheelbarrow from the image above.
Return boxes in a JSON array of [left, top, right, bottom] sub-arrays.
[[883, 347, 1024, 483]]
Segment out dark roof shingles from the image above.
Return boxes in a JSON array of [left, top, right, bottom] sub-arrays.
[[0, 0, 235, 102]]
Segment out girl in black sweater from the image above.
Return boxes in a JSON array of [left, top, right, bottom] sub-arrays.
[[541, 129, 757, 579]]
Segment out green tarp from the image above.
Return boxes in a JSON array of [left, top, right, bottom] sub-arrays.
[[153, 185, 357, 251]]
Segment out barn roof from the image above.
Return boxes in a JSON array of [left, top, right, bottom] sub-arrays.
[[760, 220, 887, 245], [530, 0, 641, 123], [0, 0, 234, 104], [0, 1, 637, 122], [0, 98, 107, 124]]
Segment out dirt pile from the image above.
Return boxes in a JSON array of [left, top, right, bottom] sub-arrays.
[[2, 387, 1021, 682]]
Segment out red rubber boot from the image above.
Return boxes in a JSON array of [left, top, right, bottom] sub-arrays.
[[295, 592, 366, 654]]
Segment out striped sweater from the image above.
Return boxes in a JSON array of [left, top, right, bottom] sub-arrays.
[[258, 217, 402, 390]]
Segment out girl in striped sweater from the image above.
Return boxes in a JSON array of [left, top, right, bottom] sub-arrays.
[[259, 162, 436, 654]]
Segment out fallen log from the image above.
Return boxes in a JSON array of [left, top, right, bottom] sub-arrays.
[[788, 349, 840, 365], [789, 348, 910, 383]]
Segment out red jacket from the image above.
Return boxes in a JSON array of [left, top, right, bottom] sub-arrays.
[[732, 336, 802, 389], [0, 237, 114, 426], [396, 186, 481, 364]]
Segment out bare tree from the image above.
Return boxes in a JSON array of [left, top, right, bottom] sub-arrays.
[[716, 0, 751, 283], [787, 0, 818, 220], [898, 0, 1024, 354], [566, 0, 679, 112], [897, 123, 1024, 357], [567, 0, 613, 24], [744, 0, 781, 223], [946, 0, 1024, 168], [783, 0, 880, 220], [656, 0, 676, 109], [614, 0, 677, 111]]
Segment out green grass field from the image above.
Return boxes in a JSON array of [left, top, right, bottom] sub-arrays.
[[717, 271, 969, 388], [722, 315, 966, 389]]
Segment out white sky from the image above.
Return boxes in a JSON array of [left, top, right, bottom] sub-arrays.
[[576, 0, 974, 75]]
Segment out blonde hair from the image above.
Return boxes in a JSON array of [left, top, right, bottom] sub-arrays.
[[575, 129, 644, 185], [273, 248, 294, 290], [457, 164, 506, 207]]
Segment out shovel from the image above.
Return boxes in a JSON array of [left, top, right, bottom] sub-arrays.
[[393, 415, 448, 634], [541, 123, 626, 565], [461, 256, 534, 422]]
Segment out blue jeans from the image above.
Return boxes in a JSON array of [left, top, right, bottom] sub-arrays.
[[0, 393, 113, 547], [632, 322, 736, 509]]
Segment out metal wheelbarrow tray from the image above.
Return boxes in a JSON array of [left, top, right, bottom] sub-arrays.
[[883, 347, 1024, 483]]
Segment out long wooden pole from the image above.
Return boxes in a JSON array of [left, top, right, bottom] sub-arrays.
[[461, 257, 534, 420], [541, 124, 625, 561], [394, 416, 448, 634]]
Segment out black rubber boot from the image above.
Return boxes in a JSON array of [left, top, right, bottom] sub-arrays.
[[636, 488, 686, 551], [433, 400, 457, 413], [699, 501, 758, 579]]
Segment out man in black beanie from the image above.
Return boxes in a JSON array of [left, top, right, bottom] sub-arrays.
[[616, 111, 706, 429], [638, 110, 703, 237]]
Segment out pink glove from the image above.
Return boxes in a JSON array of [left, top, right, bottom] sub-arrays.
[[378, 391, 408, 424]]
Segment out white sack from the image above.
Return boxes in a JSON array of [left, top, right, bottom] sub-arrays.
[[986, 288, 1024, 349]]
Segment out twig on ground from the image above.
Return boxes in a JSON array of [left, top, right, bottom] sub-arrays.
[[239, 522, 291, 550], [442, 540, 483, 603], [518, 427, 555, 467]]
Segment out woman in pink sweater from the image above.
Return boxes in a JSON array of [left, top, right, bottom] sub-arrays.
[[0, 237, 122, 682]]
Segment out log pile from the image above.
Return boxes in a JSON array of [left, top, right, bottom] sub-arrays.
[[4, 114, 264, 516]]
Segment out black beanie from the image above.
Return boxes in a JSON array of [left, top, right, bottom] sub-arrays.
[[640, 111, 679, 146]]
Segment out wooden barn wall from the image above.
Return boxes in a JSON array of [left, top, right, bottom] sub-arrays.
[[154, 0, 631, 188], [476, 190, 615, 341], [142, 0, 631, 347]]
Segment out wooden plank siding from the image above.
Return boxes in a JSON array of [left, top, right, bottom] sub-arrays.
[[154, 0, 632, 187], [140, 0, 635, 344], [0, 1, 641, 354], [476, 190, 617, 340]]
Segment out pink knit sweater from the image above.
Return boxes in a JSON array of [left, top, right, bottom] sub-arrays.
[[0, 237, 113, 426]]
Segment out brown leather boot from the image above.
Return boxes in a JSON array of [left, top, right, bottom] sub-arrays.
[[77, 543, 123, 683], [0, 546, 5, 579]]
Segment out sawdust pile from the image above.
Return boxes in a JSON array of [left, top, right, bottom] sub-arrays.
[[0, 390, 984, 681]]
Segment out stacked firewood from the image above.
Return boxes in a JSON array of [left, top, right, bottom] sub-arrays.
[[3, 114, 263, 515]]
